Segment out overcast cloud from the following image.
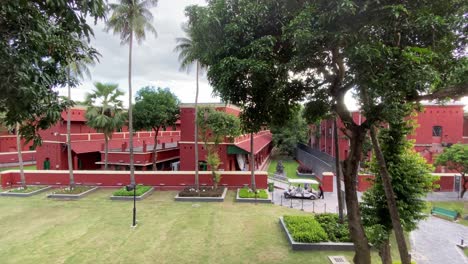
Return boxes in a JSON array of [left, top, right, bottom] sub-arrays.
[[56, 0, 466, 111]]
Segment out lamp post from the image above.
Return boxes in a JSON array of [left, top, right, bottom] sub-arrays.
[[126, 184, 137, 227]]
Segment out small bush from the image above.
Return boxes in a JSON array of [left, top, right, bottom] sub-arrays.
[[315, 213, 351, 242], [238, 187, 268, 199], [283, 215, 328, 243], [113, 185, 151, 196], [297, 164, 313, 174], [178, 186, 224, 197]]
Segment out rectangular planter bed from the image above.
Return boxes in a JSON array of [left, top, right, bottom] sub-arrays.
[[47, 186, 99, 199], [0, 186, 52, 197], [175, 187, 227, 202], [279, 217, 355, 251], [236, 189, 272, 203], [110, 187, 154, 201]]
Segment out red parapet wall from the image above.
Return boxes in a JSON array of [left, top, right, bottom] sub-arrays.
[[357, 175, 375, 192], [321, 173, 334, 192], [0, 151, 36, 164], [1, 170, 268, 189]]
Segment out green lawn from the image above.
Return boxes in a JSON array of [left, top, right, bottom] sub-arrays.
[[427, 201, 468, 226], [0, 165, 36, 172], [0, 189, 398, 264], [268, 159, 300, 179]]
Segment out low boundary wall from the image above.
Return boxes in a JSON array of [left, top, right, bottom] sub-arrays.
[[0, 170, 268, 189]]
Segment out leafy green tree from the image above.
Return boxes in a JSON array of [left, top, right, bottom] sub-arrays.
[[186, 1, 467, 262], [271, 107, 308, 156], [436, 144, 468, 198], [0, 0, 105, 145], [85, 83, 126, 170], [65, 51, 94, 188], [133, 87, 180, 170], [174, 23, 206, 190], [106, 0, 158, 184], [362, 121, 436, 264], [198, 107, 241, 189]]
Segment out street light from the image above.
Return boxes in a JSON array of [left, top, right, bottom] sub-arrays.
[[126, 184, 137, 227]]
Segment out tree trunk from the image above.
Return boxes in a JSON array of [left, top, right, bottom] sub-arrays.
[[379, 239, 393, 264], [67, 85, 75, 188], [342, 126, 371, 264], [333, 117, 344, 223], [152, 128, 159, 171], [104, 136, 109, 170], [128, 31, 135, 185], [461, 174, 467, 199], [194, 61, 200, 190], [16, 123, 26, 188], [250, 132, 256, 191], [370, 126, 411, 264]]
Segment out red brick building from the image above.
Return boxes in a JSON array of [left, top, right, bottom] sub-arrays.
[[178, 104, 273, 171], [309, 103, 467, 169]]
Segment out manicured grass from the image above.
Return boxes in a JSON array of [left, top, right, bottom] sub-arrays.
[[268, 159, 300, 179], [0, 189, 399, 263], [427, 201, 468, 226], [238, 188, 269, 199], [0, 165, 36, 172], [5, 185, 47, 193], [112, 185, 152, 196]]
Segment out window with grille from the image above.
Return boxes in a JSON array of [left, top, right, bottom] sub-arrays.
[[432, 126, 442, 137]]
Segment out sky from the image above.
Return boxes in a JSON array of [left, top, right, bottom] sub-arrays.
[[56, 0, 466, 111]]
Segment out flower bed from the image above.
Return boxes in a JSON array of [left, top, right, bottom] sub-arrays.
[[178, 186, 224, 197], [0, 185, 51, 197], [280, 214, 354, 251], [48, 186, 99, 199], [7, 186, 47, 193], [238, 187, 269, 199], [236, 187, 272, 203], [175, 187, 227, 202], [110, 185, 154, 201], [112, 185, 152, 196]]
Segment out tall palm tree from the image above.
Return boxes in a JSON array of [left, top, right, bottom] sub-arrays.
[[106, 0, 158, 185], [175, 24, 204, 190], [66, 57, 93, 189], [85, 82, 125, 169]]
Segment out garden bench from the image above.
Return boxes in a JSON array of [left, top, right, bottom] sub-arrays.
[[431, 207, 458, 220]]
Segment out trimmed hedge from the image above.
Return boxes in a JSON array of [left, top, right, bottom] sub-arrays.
[[113, 185, 151, 196], [315, 213, 351, 242], [283, 215, 328, 243], [238, 187, 269, 199]]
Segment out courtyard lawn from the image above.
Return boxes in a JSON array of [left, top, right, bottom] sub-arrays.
[[0, 189, 397, 264], [268, 159, 300, 179], [427, 201, 468, 226], [0, 165, 36, 172]]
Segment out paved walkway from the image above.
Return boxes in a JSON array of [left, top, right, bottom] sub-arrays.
[[411, 216, 468, 264]]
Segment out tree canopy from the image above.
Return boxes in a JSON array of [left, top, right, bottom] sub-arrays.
[[184, 1, 467, 262], [0, 0, 106, 145], [133, 86, 180, 170], [271, 106, 308, 156]]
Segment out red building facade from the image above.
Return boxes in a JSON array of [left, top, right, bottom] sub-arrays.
[[178, 104, 273, 171], [309, 103, 467, 169]]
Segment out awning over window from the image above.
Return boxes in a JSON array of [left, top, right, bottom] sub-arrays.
[[230, 133, 272, 155]]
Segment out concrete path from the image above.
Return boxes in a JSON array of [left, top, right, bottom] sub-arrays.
[[411, 217, 468, 264]]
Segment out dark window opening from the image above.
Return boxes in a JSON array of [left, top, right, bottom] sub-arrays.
[[432, 126, 442, 137]]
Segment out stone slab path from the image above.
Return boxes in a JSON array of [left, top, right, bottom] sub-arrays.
[[411, 216, 468, 264]]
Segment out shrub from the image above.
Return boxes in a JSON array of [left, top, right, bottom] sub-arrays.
[[315, 213, 351, 242], [283, 215, 328, 243], [297, 164, 313, 174], [238, 187, 268, 199], [113, 185, 151, 196]]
